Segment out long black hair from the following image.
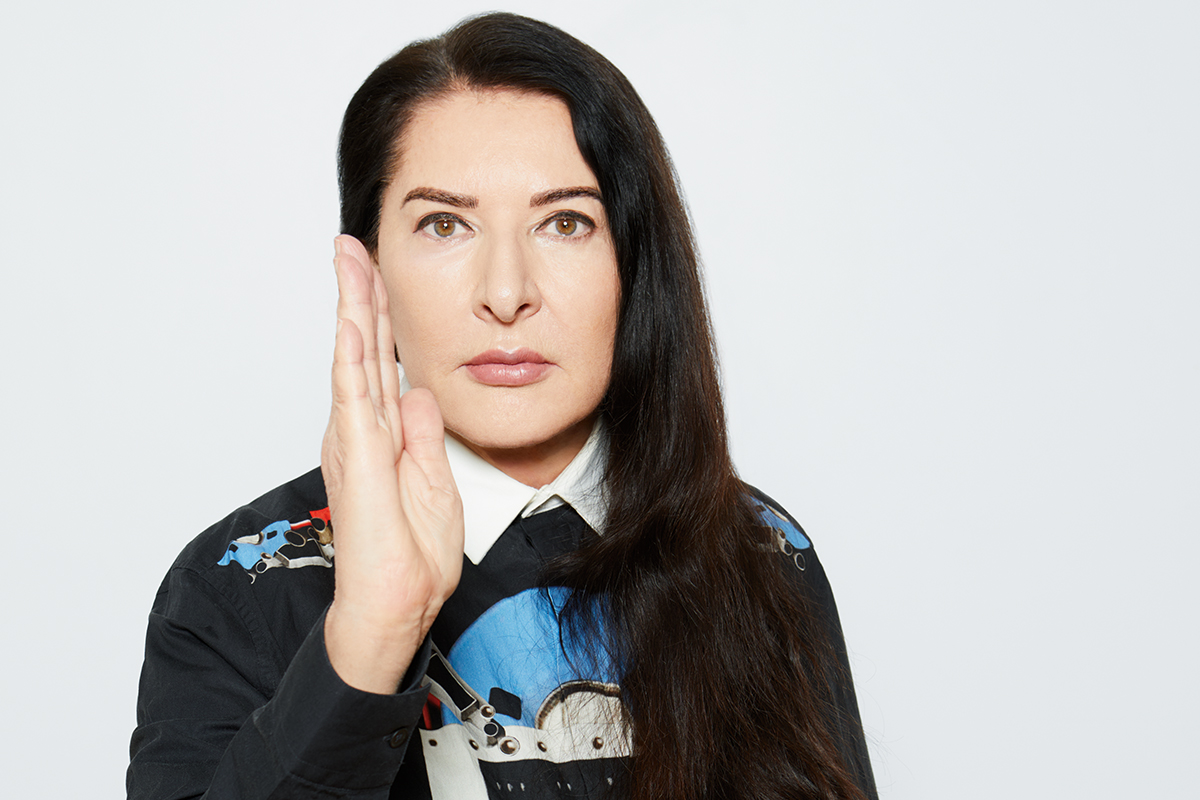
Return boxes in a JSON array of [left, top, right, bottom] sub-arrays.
[[339, 13, 869, 800]]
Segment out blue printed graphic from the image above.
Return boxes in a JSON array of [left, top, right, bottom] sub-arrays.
[[444, 587, 617, 729], [758, 504, 811, 550], [218, 520, 293, 569]]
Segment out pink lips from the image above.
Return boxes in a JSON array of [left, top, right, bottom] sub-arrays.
[[463, 348, 552, 386]]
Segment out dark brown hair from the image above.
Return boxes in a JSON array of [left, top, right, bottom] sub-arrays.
[[339, 13, 869, 800]]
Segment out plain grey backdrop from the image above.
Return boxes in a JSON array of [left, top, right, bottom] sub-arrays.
[[2, 1, 1197, 797]]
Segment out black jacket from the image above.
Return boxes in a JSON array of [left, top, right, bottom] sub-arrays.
[[128, 468, 876, 799]]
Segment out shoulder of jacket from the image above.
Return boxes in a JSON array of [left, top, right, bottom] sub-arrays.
[[168, 466, 333, 584], [741, 482, 813, 553]]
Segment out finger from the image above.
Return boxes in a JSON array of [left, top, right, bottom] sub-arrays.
[[334, 235, 383, 415], [330, 316, 377, 442], [372, 266, 405, 455], [328, 315, 407, 563], [339, 236, 386, 412], [397, 389, 458, 498]]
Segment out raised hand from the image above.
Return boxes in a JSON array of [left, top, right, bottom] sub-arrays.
[[321, 234, 464, 694]]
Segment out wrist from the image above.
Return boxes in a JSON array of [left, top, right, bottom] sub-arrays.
[[324, 600, 434, 694]]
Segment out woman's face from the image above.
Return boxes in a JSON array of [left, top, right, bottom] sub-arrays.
[[375, 89, 620, 481]]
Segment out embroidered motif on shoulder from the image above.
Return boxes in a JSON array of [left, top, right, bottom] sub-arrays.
[[755, 501, 811, 572], [217, 507, 334, 582]]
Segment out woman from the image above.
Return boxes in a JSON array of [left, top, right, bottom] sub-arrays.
[[129, 13, 876, 800]]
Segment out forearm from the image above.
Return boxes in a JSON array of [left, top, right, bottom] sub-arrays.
[[129, 572, 431, 800]]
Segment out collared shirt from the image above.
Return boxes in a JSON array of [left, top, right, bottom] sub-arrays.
[[399, 372, 609, 563], [447, 417, 608, 564]]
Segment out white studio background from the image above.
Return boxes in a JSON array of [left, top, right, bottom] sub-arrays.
[[2, 1, 1196, 797]]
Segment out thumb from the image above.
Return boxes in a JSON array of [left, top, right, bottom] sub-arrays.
[[398, 388, 457, 497]]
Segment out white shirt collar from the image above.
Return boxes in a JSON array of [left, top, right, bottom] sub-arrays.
[[400, 371, 608, 563], [447, 416, 608, 563]]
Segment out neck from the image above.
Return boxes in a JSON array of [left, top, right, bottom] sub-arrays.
[[450, 414, 595, 488]]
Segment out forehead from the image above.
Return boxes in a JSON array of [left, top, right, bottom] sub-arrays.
[[392, 89, 598, 194]]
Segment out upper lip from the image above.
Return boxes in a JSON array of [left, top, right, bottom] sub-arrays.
[[464, 348, 548, 366]]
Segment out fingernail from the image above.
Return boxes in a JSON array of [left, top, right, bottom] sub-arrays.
[[333, 236, 344, 257]]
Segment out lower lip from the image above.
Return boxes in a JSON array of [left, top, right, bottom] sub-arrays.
[[464, 362, 552, 386]]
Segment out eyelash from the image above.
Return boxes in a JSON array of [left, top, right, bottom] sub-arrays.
[[414, 211, 596, 239], [539, 211, 595, 239], [416, 213, 470, 239]]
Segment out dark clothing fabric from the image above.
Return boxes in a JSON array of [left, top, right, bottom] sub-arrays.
[[128, 467, 876, 799]]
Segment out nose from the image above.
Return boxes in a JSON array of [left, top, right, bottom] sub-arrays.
[[474, 232, 542, 323]]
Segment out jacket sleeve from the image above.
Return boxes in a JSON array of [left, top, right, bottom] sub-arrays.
[[798, 547, 879, 800], [749, 487, 879, 800], [127, 567, 431, 800]]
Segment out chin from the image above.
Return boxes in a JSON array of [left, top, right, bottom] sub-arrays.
[[449, 419, 578, 454], [445, 401, 594, 456]]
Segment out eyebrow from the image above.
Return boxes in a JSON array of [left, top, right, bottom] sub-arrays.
[[400, 185, 603, 210], [530, 186, 603, 207], [401, 187, 478, 208]]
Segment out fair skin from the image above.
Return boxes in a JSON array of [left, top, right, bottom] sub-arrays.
[[322, 89, 621, 693]]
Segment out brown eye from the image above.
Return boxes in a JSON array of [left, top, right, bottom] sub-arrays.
[[555, 217, 578, 236], [418, 214, 470, 239]]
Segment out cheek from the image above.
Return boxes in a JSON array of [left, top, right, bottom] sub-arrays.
[[575, 270, 621, 377], [382, 274, 448, 375], [597, 266, 622, 343]]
